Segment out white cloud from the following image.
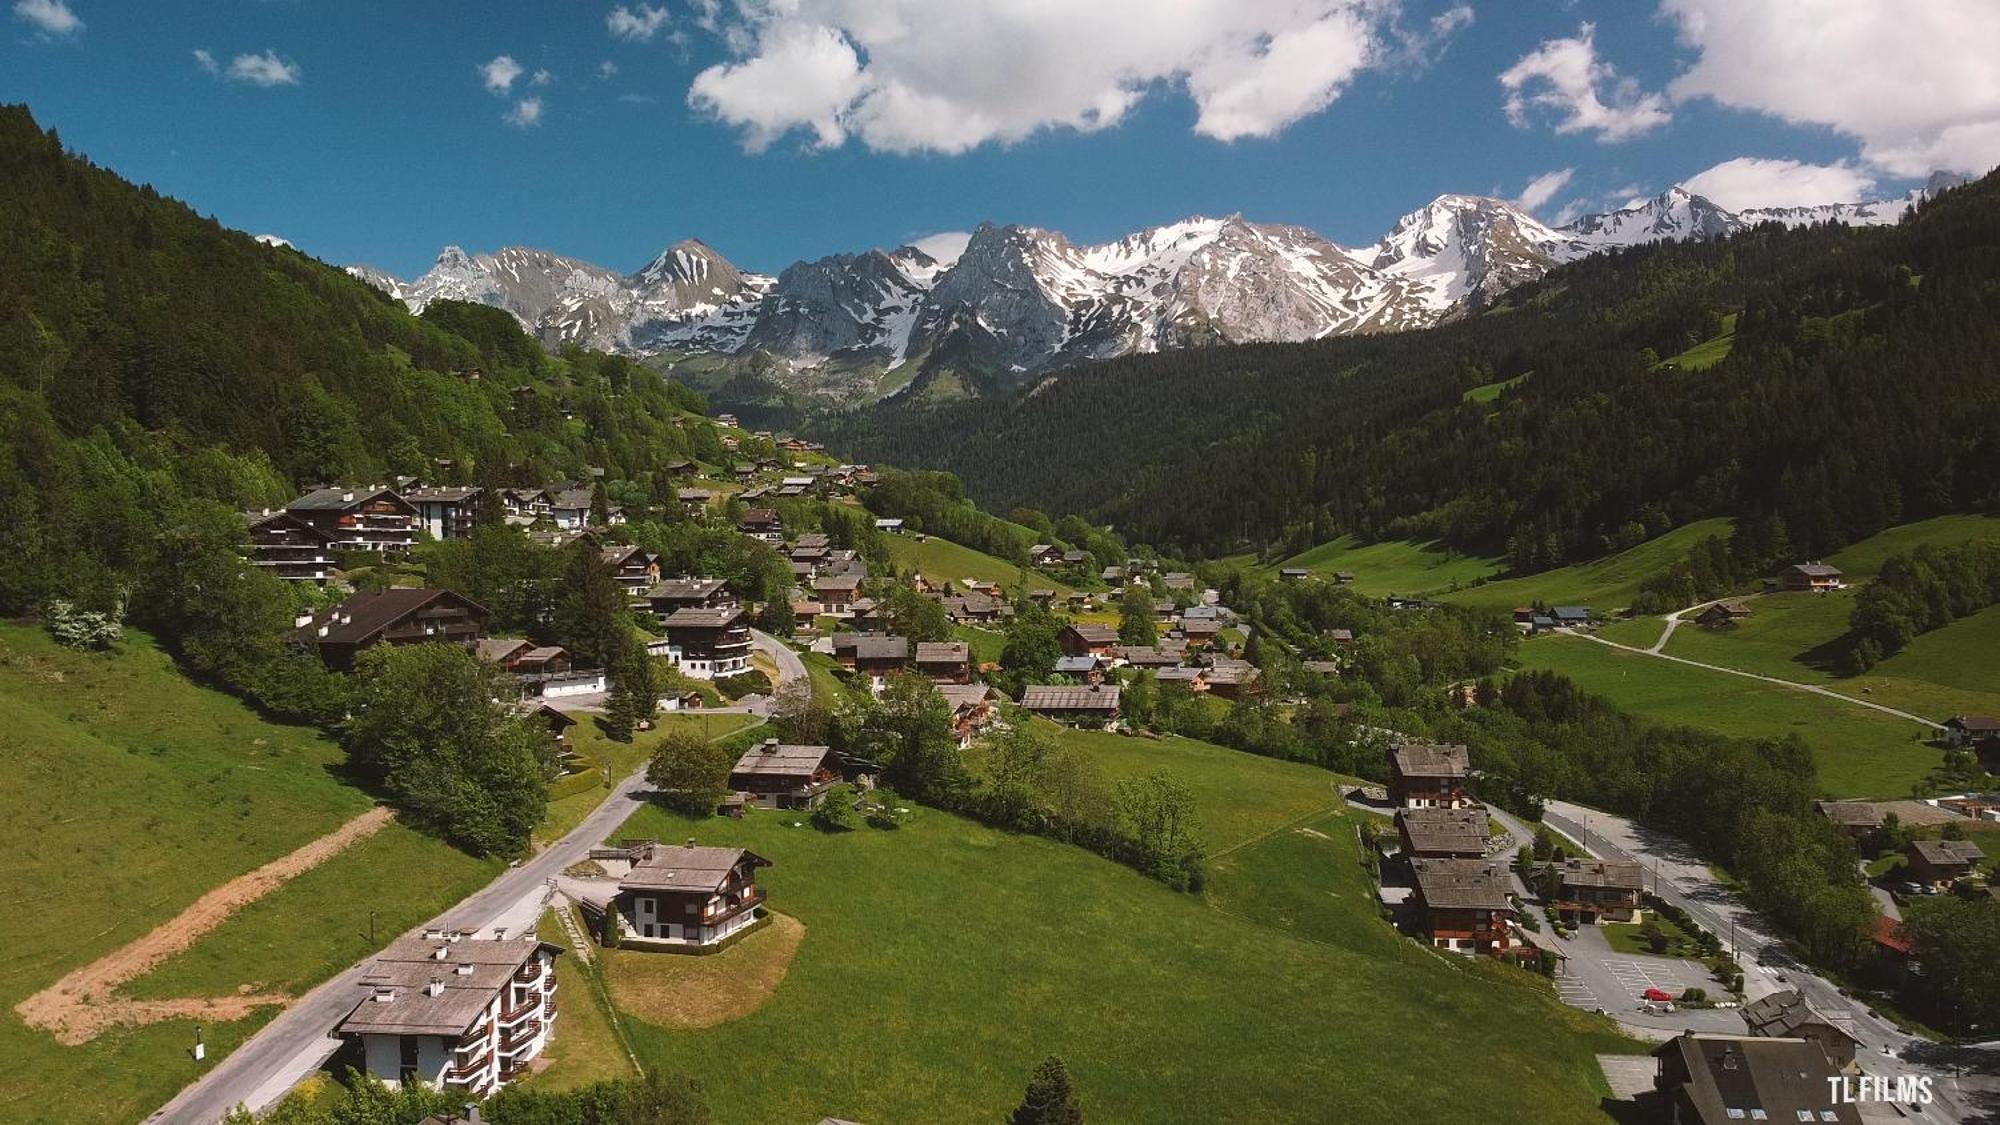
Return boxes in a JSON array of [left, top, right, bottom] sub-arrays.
[[687, 1, 1471, 155], [607, 3, 669, 42], [1662, 0, 2000, 176], [1511, 168, 1574, 213], [531, 68, 554, 87], [505, 96, 544, 128], [1498, 22, 1669, 142], [12, 0, 81, 38], [193, 48, 218, 75], [481, 54, 524, 94], [599, 59, 618, 79], [908, 230, 971, 265], [227, 50, 301, 86], [1679, 157, 1877, 211]]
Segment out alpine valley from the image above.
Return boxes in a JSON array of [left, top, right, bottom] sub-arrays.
[[348, 177, 1959, 408]]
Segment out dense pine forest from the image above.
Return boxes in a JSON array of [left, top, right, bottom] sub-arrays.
[[824, 174, 2000, 568]]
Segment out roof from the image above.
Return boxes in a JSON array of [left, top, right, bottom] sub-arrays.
[[339, 935, 557, 1037], [1909, 838, 1985, 865], [1653, 1033, 1858, 1125], [648, 577, 729, 601], [936, 683, 996, 711], [1155, 666, 1205, 682], [1409, 857, 1514, 911], [1054, 655, 1102, 673], [1552, 858, 1644, 890], [1118, 645, 1179, 665], [619, 843, 770, 894], [1947, 715, 2000, 732], [814, 574, 863, 592], [835, 633, 910, 661], [1064, 623, 1118, 644], [293, 588, 487, 647], [1703, 599, 1754, 617], [661, 606, 746, 629], [1739, 990, 1860, 1045], [1398, 807, 1489, 855], [1391, 742, 1470, 779], [401, 485, 481, 502], [1785, 562, 1844, 577], [915, 641, 969, 664], [548, 487, 593, 511], [478, 636, 533, 664], [1020, 684, 1121, 712], [1552, 605, 1592, 620], [287, 485, 412, 513], [1815, 800, 1883, 828], [731, 741, 836, 779], [739, 508, 781, 525]]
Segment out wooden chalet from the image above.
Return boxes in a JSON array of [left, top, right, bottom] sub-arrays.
[[1739, 989, 1860, 1071], [1778, 562, 1846, 592], [831, 632, 911, 679], [813, 574, 863, 612], [1814, 800, 1883, 838], [285, 486, 419, 555], [659, 606, 753, 680], [937, 683, 1000, 747], [607, 841, 769, 948], [1387, 743, 1472, 808], [244, 510, 336, 584], [1020, 684, 1120, 729], [676, 488, 715, 513], [600, 545, 661, 603], [646, 578, 734, 620], [914, 641, 972, 683], [1408, 857, 1516, 956], [729, 740, 840, 809], [738, 508, 784, 543], [1904, 838, 1984, 887], [1943, 715, 2000, 749], [1696, 599, 1754, 627], [402, 486, 483, 541], [1058, 623, 1119, 659], [294, 588, 489, 671], [1650, 1033, 1859, 1125], [1542, 858, 1645, 925]]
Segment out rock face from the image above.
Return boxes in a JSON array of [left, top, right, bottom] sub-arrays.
[[350, 178, 1950, 394]]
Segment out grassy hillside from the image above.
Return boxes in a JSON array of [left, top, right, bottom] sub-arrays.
[[882, 533, 1072, 593], [1440, 518, 1735, 613], [604, 792, 1633, 1124], [1267, 536, 1500, 597], [1515, 635, 1940, 797], [0, 624, 496, 1124], [1657, 312, 1738, 371], [1823, 513, 2000, 578]]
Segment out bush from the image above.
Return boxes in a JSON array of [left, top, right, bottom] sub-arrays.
[[43, 597, 123, 650], [810, 785, 858, 832]]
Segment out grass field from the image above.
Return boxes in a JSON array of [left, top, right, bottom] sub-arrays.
[[1463, 372, 1529, 403], [1824, 513, 2000, 579], [1267, 535, 1501, 597], [541, 712, 762, 843], [1516, 635, 1941, 798], [601, 795, 1635, 1124], [1002, 720, 1351, 853], [1658, 312, 1738, 371], [1439, 518, 1736, 614], [953, 624, 1005, 666], [882, 534, 1072, 594], [0, 624, 493, 1124], [524, 907, 637, 1092]]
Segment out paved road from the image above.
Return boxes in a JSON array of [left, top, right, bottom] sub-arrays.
[[1543, 800, 1995, 1123], [146, 632, 802, 1123], [1569, 628, 1944, 729]]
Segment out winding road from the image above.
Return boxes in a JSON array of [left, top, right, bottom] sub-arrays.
[[144, 629, 801, 1124]]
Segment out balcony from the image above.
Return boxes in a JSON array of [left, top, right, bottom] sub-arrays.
[[500, 1019, 542, 1054], [443, 1051, 492, 1086], [500, 995, 539, 1026], [704, 887, 764, 922], [513, 959, 544, 985]]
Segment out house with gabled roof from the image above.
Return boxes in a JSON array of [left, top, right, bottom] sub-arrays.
[[1739, 989, 1860, 1071], [1650, 1033, 1859, 1125], [337, 931, 561, 1096], [1408, 857, 1515, 956], [285, 486, 420, 555], [1388, 743, 1471, 808], [294, 588, 489, 671], [606, 841, 770, 949], [1778, 562, 1846, 592], [1905, 838, 1984, 887], [914, 640, 971, 683], [730, 740, 840, 809], [243, 509, 337, 584], [1020, 684, 1120, 729], [1058, 623, 1119, 658], [1397, 806, 1490, 859]]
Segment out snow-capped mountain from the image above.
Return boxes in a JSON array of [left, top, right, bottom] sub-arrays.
[[349, 176, 1954, 395]]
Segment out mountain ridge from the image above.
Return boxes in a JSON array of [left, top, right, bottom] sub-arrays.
[[349, 177, 1962, 398]]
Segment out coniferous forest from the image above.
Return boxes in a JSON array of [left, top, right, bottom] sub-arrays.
[[824, 172, 2000, 569]]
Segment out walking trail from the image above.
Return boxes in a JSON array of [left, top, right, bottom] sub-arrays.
[[15, 806, 395, 1045]]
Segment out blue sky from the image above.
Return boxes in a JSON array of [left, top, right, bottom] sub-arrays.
[[3, 1, 1993, 278]]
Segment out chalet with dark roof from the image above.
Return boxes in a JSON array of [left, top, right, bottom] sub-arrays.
[[294, 588, 489, 671], [600, 545, 661, 602], [286, 486, 419, 555], [608, 841, 769, 948], [1904, 838, 1984, 887], [1387, 743, 1471, 809], [832, 632, 911, 680], [914, 641, 971, 683], [1696, 599, 1754, 627], [1651, 1033, 1859, 1125], [1396, 806, 1490, 859], [1058, 623, 1119, 659], [244, 510, 336, 584], [1944, 715, 2000, 749], [1739, 989, 1860, 1071], [1778, 562, 1846, 592], [1020, 684, 1120, 729], [1541, 858, 1645, 925], [402, 486, 483, 541], [660, 606, 752, 680], [337, 931, 560, 1096], [729, 740, 840, 809], [1814, 800, 1883, 837], [813, 573, 863, 612], [1408, 857, 1516, 956], [646, 578, 733, 619]]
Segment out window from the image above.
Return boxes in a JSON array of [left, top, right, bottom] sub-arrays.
[[1796, 1113, 1814, 1122], [1726, 1111, 1746, 1121], [1750, 1112, 1767, 1122]]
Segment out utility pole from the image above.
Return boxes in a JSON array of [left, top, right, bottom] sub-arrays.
[[369, 910, 377, 944]]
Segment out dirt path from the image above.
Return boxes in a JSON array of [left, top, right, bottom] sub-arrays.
[[16, 806, 394, 1045]]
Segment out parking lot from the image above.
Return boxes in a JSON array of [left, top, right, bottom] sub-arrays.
[[1549, 926, 1745, 1033]]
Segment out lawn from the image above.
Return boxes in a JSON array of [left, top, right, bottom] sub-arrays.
[[1267, 535, 1501, 597], [600, 798, 1635, 1124], [541, 711, 761, 843], [523, 907, 637, 1092], [1516, 635, 1941, 798], [0, 624, 494, 1124], [1000, 720, 1351, 854], [1664, 595, 2000, 723], [1439, 518, 1736, 614], [1463, 372, 1529, 403], [882, 533, 1071, 594], [1603, 914, 1702, 959]]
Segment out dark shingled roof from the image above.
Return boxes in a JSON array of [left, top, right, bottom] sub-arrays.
[[1398, 806, 1489, 856], [731, 741, 836, 779], [1552, 858, 1644, 890], [293, 588, 486, 647], [1739, 989, 1860, 1045], [1020, 684, 1120, 711], [915, 641, 969, 664], [1814, 800, 1883, 829], [1409, 857, 1513, 910], [619, 843, 770, 894], [339, 935, 558, 1037], [1653, 1033, 1859, 1125], [1392, 742, 1470, 779], [661, 606, 746, 629]]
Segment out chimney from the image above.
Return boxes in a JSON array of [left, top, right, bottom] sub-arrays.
[[432, 945, 449, 961], [493, 926, 507, 940], [427, 977, 445, 997], [342, 490, 355, 502], [295, 611, 314, 629]]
